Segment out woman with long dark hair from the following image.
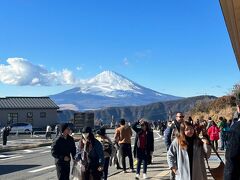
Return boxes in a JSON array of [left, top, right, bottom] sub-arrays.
[[167, 121, 211, 180], [132, 119, 154, 179]]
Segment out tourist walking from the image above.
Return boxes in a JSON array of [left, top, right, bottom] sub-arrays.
[[95, 127, 112, 180], [218, 117, 228, 150], [55, 124, 60, 138], [46, 125, 52, 139], [77, 126, 104, 180], [2, 126, 10, 145], [167, 121, 211, 180], [164, 112, 185, 150], [207, 121, 220, 150], [51, 123, 76, 180], [132, 119, 154, 179], [114, 118, 134, 173]]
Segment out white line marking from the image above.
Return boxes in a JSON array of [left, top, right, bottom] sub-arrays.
[[40, 150, 50, 154], [23, 150, 34, 153], [0, 155, 23, 161], [29, 165, 55, 173], [0, 155, 8, 158]]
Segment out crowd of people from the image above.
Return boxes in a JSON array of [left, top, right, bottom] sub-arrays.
[[51, 118, 154, 180], [50, 102, 240, 180]]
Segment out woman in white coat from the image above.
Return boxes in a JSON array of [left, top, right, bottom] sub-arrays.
[[167, 121, 211, 180]]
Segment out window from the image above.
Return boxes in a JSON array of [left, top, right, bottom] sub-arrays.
[[7, 113, 18, 124], [40, 112, 46, 118], [27, 112, 33, 118]]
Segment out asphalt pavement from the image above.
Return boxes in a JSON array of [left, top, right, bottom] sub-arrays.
[[0, 129, 225, 180]]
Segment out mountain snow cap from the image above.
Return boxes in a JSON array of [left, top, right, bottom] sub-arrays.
[[85, 70, 140, 92]]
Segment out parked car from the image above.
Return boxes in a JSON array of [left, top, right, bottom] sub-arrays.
[[10, 122, 33, 133]]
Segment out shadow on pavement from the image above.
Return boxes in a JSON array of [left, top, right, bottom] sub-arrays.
[[0, 164, 40, 175]]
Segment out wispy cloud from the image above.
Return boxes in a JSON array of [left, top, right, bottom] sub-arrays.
[[211, 85, 222, 89], [76, 66, 83, 71], [99, 65, 103, 70], [135, 50, 152, 59], [123, 57, 129, 66], [0, 58, 79, 86]]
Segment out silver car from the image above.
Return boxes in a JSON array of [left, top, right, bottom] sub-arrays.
[[10, 122, 33, 133]]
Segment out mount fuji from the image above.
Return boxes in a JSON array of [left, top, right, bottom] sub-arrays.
[[50, 71, 182, 111]]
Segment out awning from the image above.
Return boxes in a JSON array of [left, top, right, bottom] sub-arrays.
[[220, 0, 240, 69]]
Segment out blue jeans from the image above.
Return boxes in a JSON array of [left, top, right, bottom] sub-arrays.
[[136, 149, 147, 174], [220, 132, 227, 150]]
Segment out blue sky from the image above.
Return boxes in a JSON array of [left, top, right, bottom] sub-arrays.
[[0, 0, 239, 98]]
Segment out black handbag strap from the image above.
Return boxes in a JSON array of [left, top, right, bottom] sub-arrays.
[[204, 135, 224, 163]]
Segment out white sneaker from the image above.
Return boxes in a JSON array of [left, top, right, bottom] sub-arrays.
[[135, 174, 140, 179], [143, 173, 147, 179]]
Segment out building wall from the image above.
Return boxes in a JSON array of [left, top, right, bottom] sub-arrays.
[[0, 109, 58, 128]]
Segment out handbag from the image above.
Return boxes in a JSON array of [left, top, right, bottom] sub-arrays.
[[204, 136, 225, 180]]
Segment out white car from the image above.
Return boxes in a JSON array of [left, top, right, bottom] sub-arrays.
[[10, 123, 33, 133]]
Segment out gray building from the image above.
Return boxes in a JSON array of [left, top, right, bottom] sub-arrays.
[[0, 97, 59, 128]]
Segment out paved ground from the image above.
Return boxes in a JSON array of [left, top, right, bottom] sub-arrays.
[[0, 130, 226, 180], [109, 150, 226, 180]]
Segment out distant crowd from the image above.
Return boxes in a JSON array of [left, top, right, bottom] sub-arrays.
[[50, 102, 240, 180]]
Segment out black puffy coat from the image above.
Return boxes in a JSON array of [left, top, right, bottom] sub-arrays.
[[224, 120, 240, 180]]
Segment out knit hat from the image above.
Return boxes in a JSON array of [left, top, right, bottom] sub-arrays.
[[61, 123, 69, 133], [97, 127, 106, 136], [82, 126, 92, 134]]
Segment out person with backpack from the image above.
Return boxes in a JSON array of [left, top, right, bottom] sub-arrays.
[[77, 126, 104, 180], [218, 117, 228, 150], [95, 127, 112, 180], [132, 119, 154, 179], [207, 121, 220, 150]]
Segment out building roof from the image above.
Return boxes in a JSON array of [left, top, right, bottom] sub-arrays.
[[220, 0, 240, 69], [0, 97, 59, 109]]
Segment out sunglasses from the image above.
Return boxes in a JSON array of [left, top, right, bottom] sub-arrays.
[[177, 116, 184, 118]]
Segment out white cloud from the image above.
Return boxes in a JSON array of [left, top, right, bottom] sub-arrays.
[[0, 57, 79, 86], [123, 57, 129, 65]]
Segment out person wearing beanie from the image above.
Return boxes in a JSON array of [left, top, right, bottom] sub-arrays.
[[51, 123, 76, 180], [96, 127, 113, 180]]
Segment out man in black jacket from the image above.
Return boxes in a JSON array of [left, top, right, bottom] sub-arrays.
[[2, 126, 10, 145], [224, 103, 240, 180], [51, 123, 76, 180]]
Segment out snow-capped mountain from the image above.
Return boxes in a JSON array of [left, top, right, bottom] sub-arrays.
[[50, 70, 182, 111]]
